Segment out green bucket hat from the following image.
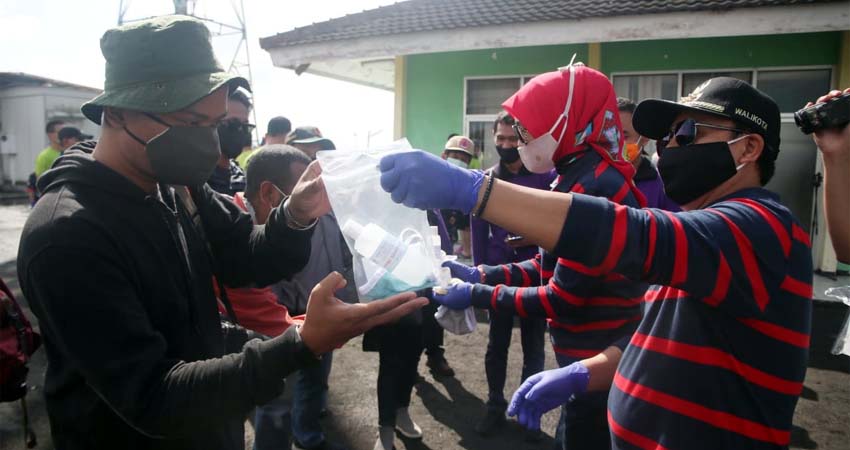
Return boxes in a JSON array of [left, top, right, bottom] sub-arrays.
[[82, 15, 250, 125]]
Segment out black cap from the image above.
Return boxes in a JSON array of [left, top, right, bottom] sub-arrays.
[[286, 126, 335, 150], [57, 126, 92, 142], [633, 77, 781, 158], [267, 116, 292, 136]]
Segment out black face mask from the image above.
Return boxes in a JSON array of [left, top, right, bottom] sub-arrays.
[[217, 121, 253, 159], [657, 140, 744, 205], [496, 146, 520, 164]]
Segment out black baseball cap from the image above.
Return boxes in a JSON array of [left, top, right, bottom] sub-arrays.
[[633, 77, 780, 158], [57, 126, 93, 142], [286, 126, 335, 150], [267, 116, 291, 136]]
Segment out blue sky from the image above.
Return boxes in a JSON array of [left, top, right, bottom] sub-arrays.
[[0, 0, 398, 149]]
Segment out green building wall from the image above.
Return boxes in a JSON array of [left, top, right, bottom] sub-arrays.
[[600, 32, 841, 73], [403, 32, 842, 154], [404, 44, 587, 154]]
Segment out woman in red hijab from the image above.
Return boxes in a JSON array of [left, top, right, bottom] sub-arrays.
[[432, 63, 648, 448]]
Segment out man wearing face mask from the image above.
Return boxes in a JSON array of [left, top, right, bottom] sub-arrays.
[[378, 77, 812, 450], [617, 97, 679, 211], [468, 111, 552, 440], [209, 89, 254, 195], [16, 16, 427, 450]]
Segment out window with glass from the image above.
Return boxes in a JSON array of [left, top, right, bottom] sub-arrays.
[[612, 68, 831, 113], [464, 76, 535, 168], [681, 71, 753, 97], [755, 69, 832, 112], [611, 74, 678, 103]]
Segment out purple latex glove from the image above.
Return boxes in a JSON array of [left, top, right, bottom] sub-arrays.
[[442, 260, 482, 284], [433, 282, 473, 310], [507, 362, 591, 431], [379, 151, 485, 214]]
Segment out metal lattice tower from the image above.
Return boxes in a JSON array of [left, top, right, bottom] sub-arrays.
[[117, 0, 258, 140]]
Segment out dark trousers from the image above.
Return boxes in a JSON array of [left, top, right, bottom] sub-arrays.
[[422, 301, 444, 359], [292, 352, 333, 447], [552, 352, 611, 450], [553, 390, 611, 450], [377, 315, 424, 426], [485, 310, 546, 411], [253, 374, 294, 450]]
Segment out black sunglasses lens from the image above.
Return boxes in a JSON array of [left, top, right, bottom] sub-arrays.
[[668, 119, 695, 147]]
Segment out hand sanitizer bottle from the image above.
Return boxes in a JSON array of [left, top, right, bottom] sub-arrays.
[[342, 219, 430, 287]]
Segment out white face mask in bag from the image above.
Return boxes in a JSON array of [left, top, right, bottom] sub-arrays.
[[519, 56, 579, 174]]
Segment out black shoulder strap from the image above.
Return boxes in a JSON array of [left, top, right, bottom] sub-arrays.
[[173, 186, 239, 324]]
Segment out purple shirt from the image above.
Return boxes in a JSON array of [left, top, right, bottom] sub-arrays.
[[633, 156, 680, 212], [471, 164, 556, 266]]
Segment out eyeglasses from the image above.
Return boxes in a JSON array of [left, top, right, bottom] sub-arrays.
[[512, 122, 534, 145], [220, 118, 256, 133], [659, 118, 746, 151], [495, 134, 519, 144]]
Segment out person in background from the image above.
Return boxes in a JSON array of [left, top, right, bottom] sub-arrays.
[[274, 136, 357, 450], [209, 89, 254, 195], [57, 127, 93, 151], [618, 97, 680, 211], [287, 126, 336, 160], [263, 116, 293, 147], [440, 135, 476, 258], [810, 88, 850, 273], [230, 145, 301, 450], [234, 145, 348, 450], [33, 119, 66, 179], [419, 209, 456, 379], [470, 111, 551, 440], [364, 301, 426, 450], [29, 121, 69, 205], [237, 116, 290, 168]]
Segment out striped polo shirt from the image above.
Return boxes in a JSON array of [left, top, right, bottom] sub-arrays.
[[470, 151, 647, 366], [555, 188, 812, 449]]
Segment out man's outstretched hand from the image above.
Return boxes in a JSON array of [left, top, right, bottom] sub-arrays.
[[298, 272, 429, 354]]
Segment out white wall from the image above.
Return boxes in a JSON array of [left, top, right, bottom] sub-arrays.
[[0, 85, 99, 184]]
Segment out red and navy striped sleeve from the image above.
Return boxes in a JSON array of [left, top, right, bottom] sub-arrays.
[[554, 192, 812, 318], [552, 188, 813, 449], [479, 253, 550, 287]]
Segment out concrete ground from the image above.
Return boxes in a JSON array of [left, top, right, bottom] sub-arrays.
[[1, 203, 848, 450]]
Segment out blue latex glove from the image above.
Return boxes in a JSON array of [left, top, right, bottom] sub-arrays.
[[442, 260, 481, 284], [379, 151, 485, 214], [433, 282, 473, 310], [507, 362, 591, 431]]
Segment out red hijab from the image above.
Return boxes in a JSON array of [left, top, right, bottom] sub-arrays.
[[502, 64, 646, 207]]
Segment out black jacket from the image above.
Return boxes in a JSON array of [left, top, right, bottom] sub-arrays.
[[17, 147, 317, 450]]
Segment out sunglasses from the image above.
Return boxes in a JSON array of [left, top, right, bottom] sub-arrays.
[[512, 122, 534, 145], [220, 119, 256, 133], [658, 118, 746, 151]]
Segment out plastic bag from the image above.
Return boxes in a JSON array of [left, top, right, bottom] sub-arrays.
[[825, 286, 850, 356], [317, 140, 446, 301], [434, 305, 477, 335], [432, 279, 477, 335]]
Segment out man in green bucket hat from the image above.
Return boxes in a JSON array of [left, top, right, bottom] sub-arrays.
[[17, 15, 427, 450]]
